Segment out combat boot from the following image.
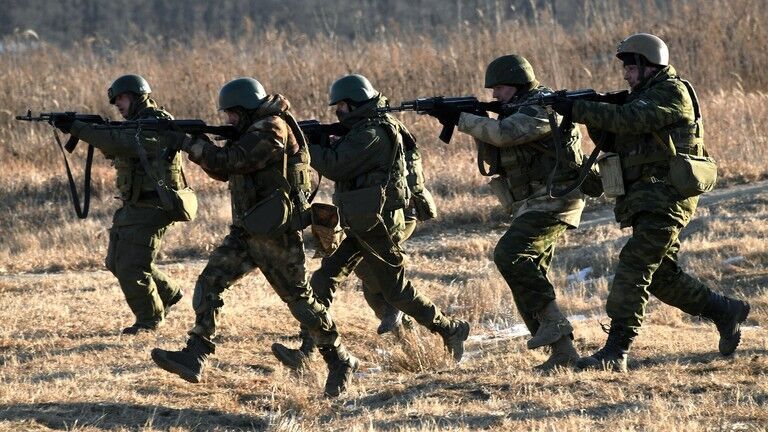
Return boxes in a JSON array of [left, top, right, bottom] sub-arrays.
[[527, 301, 573, 350], [576, 323, 634, 372], [320, 344, 359, 398], [151, 335, 214, 383], [701, 292, 751, 356], [533, 334, 580, 372], [121, 322, 158, 335], [376, 303, 404, 335], [271, 330, 316, 371], [439, 319, 470, 362]]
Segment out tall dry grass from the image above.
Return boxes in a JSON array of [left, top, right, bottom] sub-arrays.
[[1, 0, 767, 273]]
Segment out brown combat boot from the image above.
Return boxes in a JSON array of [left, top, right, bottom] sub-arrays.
[[151, 335, 214, 383], [533, 334, 579, 372], [527, 301, 573, 350], [320, 344, 359, 398], [271, 330, 316, 371], [439, 319, 470, 362], [701, 292, 751, 356]]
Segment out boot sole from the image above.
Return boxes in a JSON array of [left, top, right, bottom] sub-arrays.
[[720, 302, 751, 356], [151, 349, 201, 383]]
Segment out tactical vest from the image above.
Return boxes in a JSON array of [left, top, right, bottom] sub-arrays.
[[618, 77, 705, 183], [342, 115, 410, 211], [495, 86, 583, 201], [114, 106, 185, 203]]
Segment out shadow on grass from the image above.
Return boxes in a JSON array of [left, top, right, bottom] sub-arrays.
[[0, 401, 267, 431]]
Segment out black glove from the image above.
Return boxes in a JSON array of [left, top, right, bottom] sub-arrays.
[[428, 107, 462, 126], [551, 96, 574, 117], [52, 114, 75, 134]]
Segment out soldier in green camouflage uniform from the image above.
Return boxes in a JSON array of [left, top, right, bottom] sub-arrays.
[[272, 75, 469, 370], [53, 75, 187, 335], [552, 33, 751, 372], [431, 55, 586, 371], [150, 78, 357, 397], [271, 122, 437, 370]]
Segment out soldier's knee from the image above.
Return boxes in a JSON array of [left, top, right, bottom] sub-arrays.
[[192, 279, 223, 315]]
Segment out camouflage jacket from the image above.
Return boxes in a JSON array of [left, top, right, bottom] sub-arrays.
[[70, 98, 186, 207], [310, 96, 409, 212], [185, 95, 297, 228], [458, 86, 586, 228], [573, 65, 700, 227]]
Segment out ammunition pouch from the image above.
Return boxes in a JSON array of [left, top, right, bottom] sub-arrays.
[[333, 185, 385, 233], [411, 188, 438, 221], [310, 203, 346, 258], [668, 153, 717, 198], [579, 169, 605, 198], [488, 176, 516, 214], [157, 182, 198, 222], [597, 153, 625, 198], [242, 189, 291, 236]]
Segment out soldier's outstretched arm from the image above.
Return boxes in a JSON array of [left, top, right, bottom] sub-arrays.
[[457, 106, 553, 148], [184, 116, 286, 175]]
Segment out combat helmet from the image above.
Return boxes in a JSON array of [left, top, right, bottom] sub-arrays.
[[616, 33, 669, 67], [218, 77, 267, 111], [108, 74, 151, 104], [484, 55, 535, 88], [328, 74, 379, 106]]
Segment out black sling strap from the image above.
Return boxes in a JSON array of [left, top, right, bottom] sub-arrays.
[[53, 130, 94, 219]]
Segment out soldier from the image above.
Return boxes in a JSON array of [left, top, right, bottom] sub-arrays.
[[272, 74, 469, 371], [52, 75, 188, 335], [150, 78, 357, 397], [427, 56, 587, 371], [552, 33, 751, 371], [271, 119, 438, 370]]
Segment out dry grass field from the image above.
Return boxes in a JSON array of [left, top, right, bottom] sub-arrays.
[[1, 1, 767, 430]]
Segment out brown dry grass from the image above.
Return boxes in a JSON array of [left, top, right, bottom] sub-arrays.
[[1, 2, 767, 430]]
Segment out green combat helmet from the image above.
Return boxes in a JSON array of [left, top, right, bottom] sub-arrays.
[[328, 74, 379, 106], [108, 74, 151, 104], [616, 33, 669, 66], [218, 77, 267, 111], [484, 55, 535, 88]]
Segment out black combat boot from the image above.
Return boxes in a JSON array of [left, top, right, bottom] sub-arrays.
[[576, 323, 634, 372], [701, 292, 751, 356], [320, 344, 359, 398], [376, 303, 405, 335], [151, 335, 214, 383], [121, 322, 158, 335], [438, 319, 471, 362], [271, 330, 316, 371]]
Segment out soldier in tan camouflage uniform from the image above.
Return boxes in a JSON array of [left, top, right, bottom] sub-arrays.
[[430, 56, 587, 371], [150, 78, 357, 397], [54, 75, 187, 335], [552, 33, 751, 372]]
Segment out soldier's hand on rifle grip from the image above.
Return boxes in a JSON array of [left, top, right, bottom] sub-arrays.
[[52, 114, 75, 134], [552, 96, 574, 117], [428, 107, 462, 126]]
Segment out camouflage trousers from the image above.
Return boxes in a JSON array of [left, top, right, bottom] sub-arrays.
[[312, 211, 451, 332], [608, 211, 712, 333], [189, 226, 339, 348], [105, 205, 181, 328], [493, 211, 569, 334]]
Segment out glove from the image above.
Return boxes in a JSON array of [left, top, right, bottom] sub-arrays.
[[428, 107, 462, 126], [551, 96, 574, 117], [52, 114, 75, 134]]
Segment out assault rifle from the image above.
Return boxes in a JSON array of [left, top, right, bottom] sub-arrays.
[[15, 110, 110, 218], [379, 96, 503, 143], [506, 88, 629, 110], [15, 110, 108, 152], [297, 120, 347, 145]]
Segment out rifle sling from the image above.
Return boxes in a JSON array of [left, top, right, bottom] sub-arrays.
[[54, 130, 93, 219]]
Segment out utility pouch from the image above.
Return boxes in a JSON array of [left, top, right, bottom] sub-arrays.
[[597, 153, 625, 198], [668, 153, 717, 198], [579, 169, 605, 198], [242, 189, 291, 236], [411, 188, 438, 221], [310, 203, 346, 258], [488, 176, 515, 214], [156, 182, 198, 222], [333, 186, 385, 233]]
